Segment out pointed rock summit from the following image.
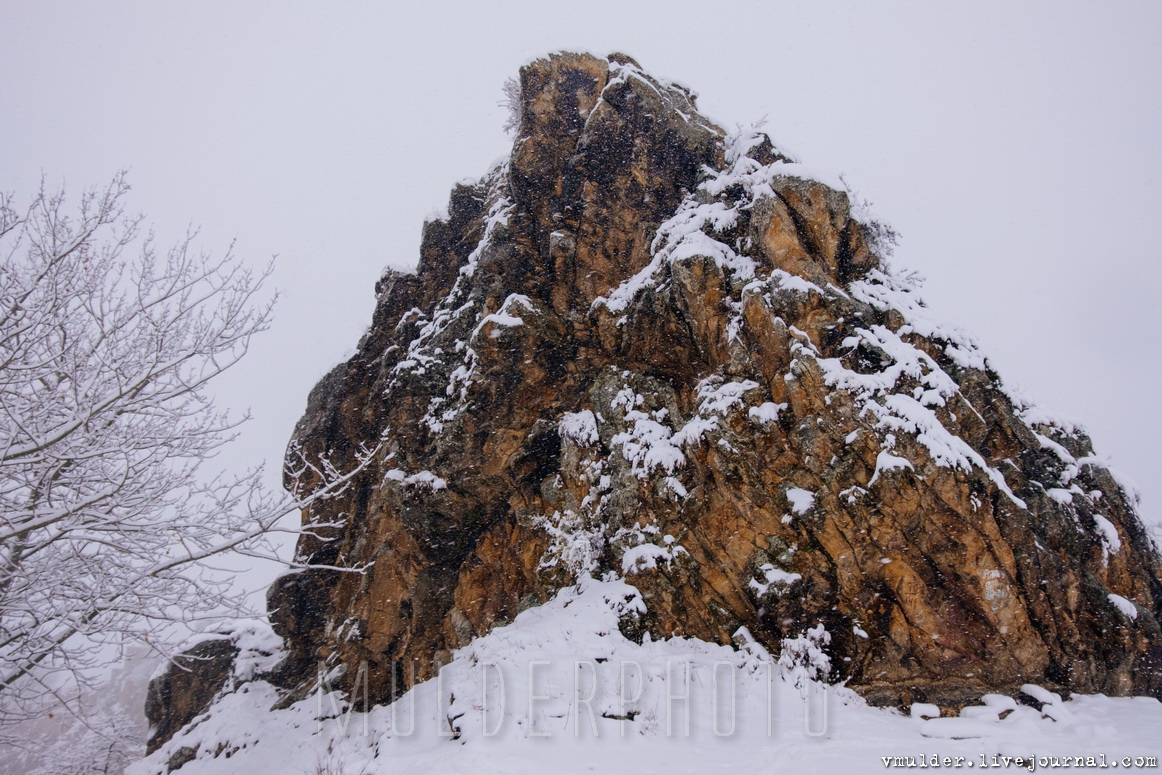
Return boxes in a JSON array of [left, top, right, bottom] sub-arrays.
[[149, 51, 1162, 752]]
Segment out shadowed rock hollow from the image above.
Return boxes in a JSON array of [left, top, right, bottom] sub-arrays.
[[151, 51, 1162, 744]]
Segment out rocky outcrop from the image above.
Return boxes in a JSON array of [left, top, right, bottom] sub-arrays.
[[144, 623, 284, 756], [145, 638, 238, 754], [261, 50, 1162, 714]]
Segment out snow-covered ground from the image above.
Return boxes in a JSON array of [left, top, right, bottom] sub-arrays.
[[129, 578, 1162, 775]]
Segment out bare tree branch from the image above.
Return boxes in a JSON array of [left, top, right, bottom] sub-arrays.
[[0, 175, 368, 731]]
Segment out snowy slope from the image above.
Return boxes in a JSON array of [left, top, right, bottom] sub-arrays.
[[130, 577, 1162, 775]]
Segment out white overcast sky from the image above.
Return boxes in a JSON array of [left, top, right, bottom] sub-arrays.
[[3, 2, 1161, 576]]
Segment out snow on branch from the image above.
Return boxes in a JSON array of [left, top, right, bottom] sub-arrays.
[[0, 175, 372, 730]]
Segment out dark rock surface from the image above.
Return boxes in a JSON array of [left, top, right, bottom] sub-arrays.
[[145, 638, 238, 754]]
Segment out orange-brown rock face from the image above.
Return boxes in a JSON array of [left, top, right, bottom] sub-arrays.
[[272, 51, 1162, 711]]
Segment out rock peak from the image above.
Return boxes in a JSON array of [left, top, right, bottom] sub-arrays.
[[148, 51, 1162, 754]]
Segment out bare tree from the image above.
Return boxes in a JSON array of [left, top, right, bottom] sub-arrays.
[[0, 174, 369, 731], [500, 76, 522, 136]]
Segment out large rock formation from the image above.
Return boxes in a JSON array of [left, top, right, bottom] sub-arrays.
[[150, 52, 1162, 748]]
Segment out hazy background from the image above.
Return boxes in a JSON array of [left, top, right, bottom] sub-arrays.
[[3, 1, 1160, 594]]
